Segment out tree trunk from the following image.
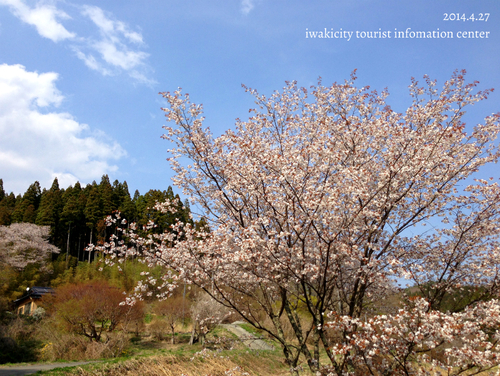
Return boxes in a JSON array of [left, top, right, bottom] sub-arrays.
[[66, 223, 71, 269], [88, 228, 93, 263], [78, 234, 81, 261], [189, 325, 197, 345]]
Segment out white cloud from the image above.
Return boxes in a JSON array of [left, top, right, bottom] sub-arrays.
[[241, 0, 255, 15], [0, 64, 126, 194], [0, 0, 75, 42], [0, 1, 154, 84], [71, 47, 112, 76], [81, 5, 143, 45], [92, 40, 148, 71], [72, 5, 154, 84]]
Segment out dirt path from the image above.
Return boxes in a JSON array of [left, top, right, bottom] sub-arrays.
[[221, 322, 274, 351], [0, 361, 101, 376]]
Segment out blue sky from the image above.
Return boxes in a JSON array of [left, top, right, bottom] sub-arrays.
[[0, 0, 498, 197]]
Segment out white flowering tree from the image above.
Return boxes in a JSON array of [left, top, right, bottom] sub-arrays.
[[99, 71, 500, 375], [189, 293, 231, 346], [0, 223, 59, 271]]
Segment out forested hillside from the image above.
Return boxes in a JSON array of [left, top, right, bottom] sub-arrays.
[[0, 176, 202, 306], [0, 176, 195, 262]]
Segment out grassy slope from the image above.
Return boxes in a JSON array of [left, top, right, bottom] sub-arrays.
[[35, 327, 294, 376], [36, 348, 292, 376]]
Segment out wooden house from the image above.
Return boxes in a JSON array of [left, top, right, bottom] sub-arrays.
[[14, 286, 54, 315]]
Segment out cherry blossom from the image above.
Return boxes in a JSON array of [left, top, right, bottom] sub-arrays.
[[0, 223, 60, 270], [97, 71, 500, 375]]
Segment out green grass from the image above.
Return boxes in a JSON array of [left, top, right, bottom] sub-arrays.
[[237, 322, 263, 337], [143, 313, 153, 324]]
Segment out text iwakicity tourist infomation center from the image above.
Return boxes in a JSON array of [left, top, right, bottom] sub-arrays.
[[305, 28, 490, 41]]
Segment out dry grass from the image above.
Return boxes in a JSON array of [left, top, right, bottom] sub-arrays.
[[37, 326, 129, 362], [40, 350, 292, 376]]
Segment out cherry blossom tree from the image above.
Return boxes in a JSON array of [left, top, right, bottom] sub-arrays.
[[189, 292, 231, 346], [0, 223, 60, 270], [99, 70, 500, 375]]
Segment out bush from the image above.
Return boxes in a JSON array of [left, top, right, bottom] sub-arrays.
[[0, 316, 42, 364], [147, 318, 168, 341], [49, 280, 144, 342], [38, 331, 129, 361]]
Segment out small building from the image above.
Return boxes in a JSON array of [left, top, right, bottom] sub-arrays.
[[14, 286, 54, 315]]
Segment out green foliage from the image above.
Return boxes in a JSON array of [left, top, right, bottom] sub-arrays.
[[1, 177, 194, 264], [135, 188, 192, 236], [0, 263, 53, 303], [0, 178, 201, 366], [407, 283, 491, 313], [99, 175, 115, 218], [36, 178, 63, 232], [0, 192, 15, 226], [11, 182, 41, 223]]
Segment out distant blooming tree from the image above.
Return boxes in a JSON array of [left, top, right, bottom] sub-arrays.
[[98, 71, 500, 375], [0, 223, 60, 270], [188, 293, 231, 346]]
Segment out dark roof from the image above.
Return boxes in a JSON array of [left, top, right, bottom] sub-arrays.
[[13, 286, 55, 304]]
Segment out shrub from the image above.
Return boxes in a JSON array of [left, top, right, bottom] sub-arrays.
[[0, 316, 41, 364], [50, 280, 144, 342]]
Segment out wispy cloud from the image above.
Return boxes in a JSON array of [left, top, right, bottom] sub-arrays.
[[0, 1, 154, 84], [73, 5, 154, 84], [241, 0, 255, 15], [0, 0, 75, 42], [81, 5, 143, 44], [72, 47, 112, 75], [0, 64, 126, 193]]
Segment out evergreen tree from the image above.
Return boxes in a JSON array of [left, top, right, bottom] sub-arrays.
[[61, 183, 85, 266], [136, 188, 192, 235], [99, 175, 115, 216], [36, 178, 63, 243], [10, 195, 22, 223], [133, 189, 140, 202], [0, 193, 15, 226], [0, 179, 7, 225], [84, 184, 101, 262], [76, 183, 89, 261], [11, 181, 41, 223], [0, 179, 5, 202], [112, 179, 122, 209], [0, 178, 193, 265], [114, 180, 136, 221]]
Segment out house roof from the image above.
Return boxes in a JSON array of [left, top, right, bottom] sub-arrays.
[[13, 286, 55, 304]]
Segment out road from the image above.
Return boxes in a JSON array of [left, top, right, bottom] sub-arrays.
[[221, 322, 275, 351], [0, 361, 100, 376]]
